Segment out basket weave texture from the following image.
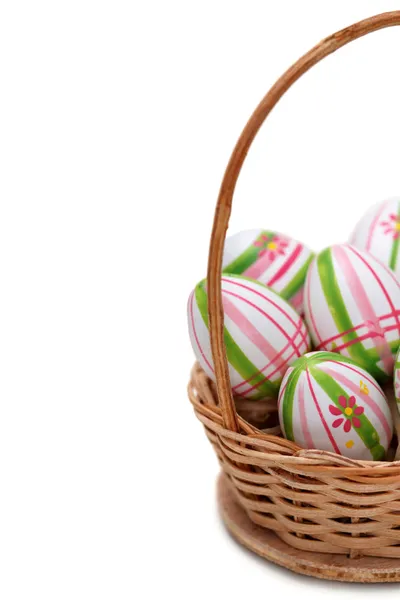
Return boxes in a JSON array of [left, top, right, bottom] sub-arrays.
[[188, 12, 400, 560]]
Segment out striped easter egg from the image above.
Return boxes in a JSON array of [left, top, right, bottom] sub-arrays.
[[350, 197, 400, 278], [222, 229, 314, 314], [187, 274, 311, 400], [304, 244, 400, 382], [278, 352, 393, 460]]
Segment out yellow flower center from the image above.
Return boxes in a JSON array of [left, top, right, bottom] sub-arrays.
[[395, 222, 400, 231], [344, 407, 353, 417], [267, 241, 277, 250], [345, 440, 354, 449]]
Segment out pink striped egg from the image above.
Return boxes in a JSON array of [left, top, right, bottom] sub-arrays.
[[304, 244, 400, 382], [187, 275, 311, 400], [278, 352, 393, 460], [222, 229, 314, 314], [350, 197, 400, 278]]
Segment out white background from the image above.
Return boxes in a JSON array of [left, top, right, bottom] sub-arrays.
[[2, 0, 400, 598]]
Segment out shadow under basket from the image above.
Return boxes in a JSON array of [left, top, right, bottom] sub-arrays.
[[187, 12, 400, 583]]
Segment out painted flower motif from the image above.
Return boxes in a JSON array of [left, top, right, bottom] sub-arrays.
[[253, 234, 288, 260], [380, 213, 400, 239], [329, 395, 364, 433]]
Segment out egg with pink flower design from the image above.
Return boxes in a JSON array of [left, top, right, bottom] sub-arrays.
[[222, 229, 314, 314], [350, 197, 400, 278], [278, 351, 393, 460]]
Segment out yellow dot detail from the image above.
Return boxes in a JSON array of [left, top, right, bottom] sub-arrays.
[[344, 407, 353, 416], [345, 440, 354, 449], [267, 242, 277, 250], [395, 222, 400, 231]]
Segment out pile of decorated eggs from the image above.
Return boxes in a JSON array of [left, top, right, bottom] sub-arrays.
[[187, 199, 400, 461]]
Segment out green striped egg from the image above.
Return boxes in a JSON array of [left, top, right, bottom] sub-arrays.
[[222, 229, 314, 314], [304, 244, 400, 382], [188, 274, 310, 400], [278, 352, 393, 460], [350, 197, 400, 278]]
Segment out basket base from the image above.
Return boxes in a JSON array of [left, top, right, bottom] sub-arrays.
[[217, 473, 400, 583]]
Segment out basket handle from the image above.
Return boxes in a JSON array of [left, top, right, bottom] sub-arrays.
[[207, 11, 400, 432]]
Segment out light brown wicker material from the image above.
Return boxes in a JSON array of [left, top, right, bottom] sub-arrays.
[[217, 473, 400, 582], [188, 11, 400, 568]]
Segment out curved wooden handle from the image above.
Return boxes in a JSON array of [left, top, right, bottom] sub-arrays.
[[207, 11, 400, 432]]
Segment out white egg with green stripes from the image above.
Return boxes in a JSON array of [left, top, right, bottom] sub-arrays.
[[278, 352, 393, 460], [350, 197, 400, 278], [304, 244, 400, 382], [187, 274, 310, 400], [222, 229, 314, 315]]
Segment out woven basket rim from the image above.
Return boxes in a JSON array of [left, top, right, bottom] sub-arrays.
[[189, 362, 400, 473]]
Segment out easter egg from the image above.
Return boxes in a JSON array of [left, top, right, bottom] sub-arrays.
[[222, 229, 314, 314], [304, 244, 400, 381], [187, 274, 311, 400], [350, 197, 400, 278], [278, 351, 393, 460]]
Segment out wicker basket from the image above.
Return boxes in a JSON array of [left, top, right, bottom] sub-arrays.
[[188, 12, 400, 583]]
